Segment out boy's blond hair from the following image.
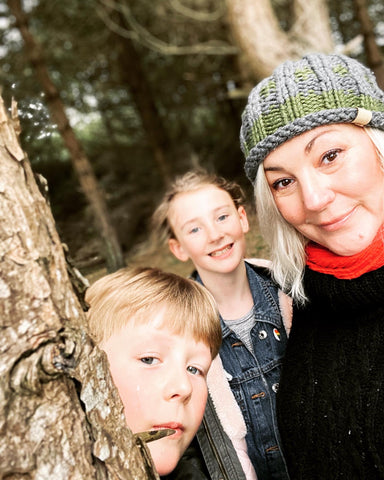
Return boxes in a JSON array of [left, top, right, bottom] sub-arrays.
[[85, 266, 222, 358], [152, 169, 246, 244]]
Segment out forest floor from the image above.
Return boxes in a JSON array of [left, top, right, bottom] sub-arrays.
[[82, 207, 270, 285]]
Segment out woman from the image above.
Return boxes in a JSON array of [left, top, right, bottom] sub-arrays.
[[240, 53, 384, 479]]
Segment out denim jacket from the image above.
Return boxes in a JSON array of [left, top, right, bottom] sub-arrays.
[[195, 261, 290, 480]]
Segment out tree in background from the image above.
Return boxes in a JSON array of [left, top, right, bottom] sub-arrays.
[[7, 0, 125, 273], [225, 0, 334, 81], [353, 0, 384, 87], [111, 8, 173, 185]]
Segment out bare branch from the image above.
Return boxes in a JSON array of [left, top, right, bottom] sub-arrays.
[[167, 0, 226, 22], [96, 4, 137, 41], [98, 0, 238, 56]]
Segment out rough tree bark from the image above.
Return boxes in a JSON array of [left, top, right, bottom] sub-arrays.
[[225, 0, 334, 81], [7, 0, 125, 273], [353, 0, 384, 88], [0, 97, 157, 478]]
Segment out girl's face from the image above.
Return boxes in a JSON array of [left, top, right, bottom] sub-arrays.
[[263, 124, 384, 256], [167, 185, 249, 280]]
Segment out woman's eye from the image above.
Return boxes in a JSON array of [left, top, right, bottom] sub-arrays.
[[187, 365, 203, 376], [140, 357, 159, 365], [272, 178, 293, 190], [322, 149, 340, 164]]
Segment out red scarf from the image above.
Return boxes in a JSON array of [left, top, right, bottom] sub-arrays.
[[305, 226, 384, 279]]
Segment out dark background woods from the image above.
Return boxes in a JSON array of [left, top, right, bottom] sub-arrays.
[[2, 0, 384, 280]]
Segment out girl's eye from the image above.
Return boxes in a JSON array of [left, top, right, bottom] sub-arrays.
[[140, 357, 160, 365], [217, 214, 228, 222], [189, 226, 200, 234], [272, 178, 293, 191], [322, 149, 341, 164], [187, 365, 203, 376]]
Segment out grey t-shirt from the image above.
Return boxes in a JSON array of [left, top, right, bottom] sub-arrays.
[[223, 307, 255, 353]]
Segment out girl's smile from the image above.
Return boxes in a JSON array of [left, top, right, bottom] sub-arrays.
[[209, 243, 234, 257]]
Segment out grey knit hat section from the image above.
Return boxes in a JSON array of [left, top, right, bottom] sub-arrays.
[[240, 53, 384, 184]]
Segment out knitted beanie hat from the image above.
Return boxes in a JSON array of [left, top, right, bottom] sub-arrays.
[[240, 53, 384, 184]]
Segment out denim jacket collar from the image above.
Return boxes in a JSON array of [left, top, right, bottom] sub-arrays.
[[193, 261, 282, 340]]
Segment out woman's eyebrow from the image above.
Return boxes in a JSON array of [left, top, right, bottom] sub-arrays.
[[264, 165, 282, 172], [305, 129, 332, 154]]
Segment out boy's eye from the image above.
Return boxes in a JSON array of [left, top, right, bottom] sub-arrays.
[[189, 226, 200, 234], [187, 365, 203, 376], [140, 357, 159, 365], [217, 214, 228, 222]]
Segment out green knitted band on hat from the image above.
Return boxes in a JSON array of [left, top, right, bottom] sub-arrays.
[[242, 92, 384, 157], [240, 53, 384, 184]]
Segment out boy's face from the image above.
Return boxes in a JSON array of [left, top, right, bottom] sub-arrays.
[[101, 308, 212, 476], [168, 185, 249, 280]]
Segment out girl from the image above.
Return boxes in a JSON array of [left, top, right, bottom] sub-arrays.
[[153, 170, 292, 480]]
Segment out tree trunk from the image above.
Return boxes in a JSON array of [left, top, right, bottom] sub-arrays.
[[0, 95, 158, 479], [7, 0, 125, 272], [353, 0, 384, 88], [114, 11, 172, 185], [225, 0, 334, 81]]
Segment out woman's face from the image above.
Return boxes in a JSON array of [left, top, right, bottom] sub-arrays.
[[263, 124, 384, 256]]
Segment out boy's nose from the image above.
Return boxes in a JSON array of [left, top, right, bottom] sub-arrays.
[[164, 369, 193, 403]]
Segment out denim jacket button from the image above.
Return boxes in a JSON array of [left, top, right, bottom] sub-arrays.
[[258, 330, 268, 340], [272, 383, 279, 393]]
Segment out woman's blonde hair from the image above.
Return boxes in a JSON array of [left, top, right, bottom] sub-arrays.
[[85, 266, 222, 358], [152, 169, 245, 243], [255, 126, 384, 304]]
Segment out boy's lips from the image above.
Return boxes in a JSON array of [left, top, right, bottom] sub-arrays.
[[209, 243, 233, 257], [152, 423, 184, 438]]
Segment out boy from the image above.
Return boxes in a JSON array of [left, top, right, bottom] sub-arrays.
[[153, 170, 291, 479], [85, 266, 222, 477]]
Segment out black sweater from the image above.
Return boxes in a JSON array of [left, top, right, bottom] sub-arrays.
[[277, 265, 384, 479]]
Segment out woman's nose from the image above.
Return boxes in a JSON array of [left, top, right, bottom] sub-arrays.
[[300, 174, 335, 211]]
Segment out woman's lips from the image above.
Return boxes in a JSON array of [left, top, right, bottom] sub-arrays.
[[318, 207, 356, 232]]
